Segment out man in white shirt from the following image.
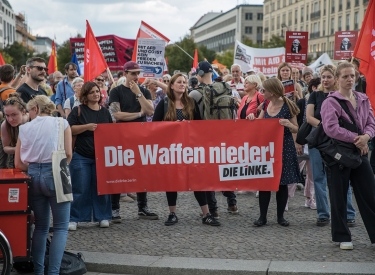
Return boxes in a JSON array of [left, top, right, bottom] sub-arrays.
[[227, 64, 245, 98]]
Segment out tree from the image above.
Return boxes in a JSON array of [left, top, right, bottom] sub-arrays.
[[57, 39, 72, 72], [165, 35, 197, 74], [4, 41, 34, 69], [38, 52, 50, 63], [262, 35, 286, 48], [242, 37, 260, 48], [198, 45, 216, 63], [0, 50, 12, 64], [215, 47, 234, 68]]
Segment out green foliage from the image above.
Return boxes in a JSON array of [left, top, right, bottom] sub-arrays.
[[165, 35, 216, 74], [38, 52, 50, 63], [242, 37, 261, 48], [57, 39, 72, 72], [215, 47, 234, 68], [262, 35, 286, 48], [4, 42, 34, 69], [0, 50, 13, 64]]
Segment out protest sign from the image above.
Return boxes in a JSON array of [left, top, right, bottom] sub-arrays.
[[282, 80, 295, 98], [285, 31, 308, 64], [334, 31, 358, 60], [70, 35, 135, 71], [308, 53, 333, 73], [234, 40, 285, 77], [136, 38, 166, 78], [94, 120, 284, 195]]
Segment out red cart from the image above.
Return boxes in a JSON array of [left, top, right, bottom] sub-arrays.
[[0, 169, 31, 275]]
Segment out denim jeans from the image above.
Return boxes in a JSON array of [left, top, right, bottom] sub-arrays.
[[309, 147, 356, 220], [69, 152, 111, 222], [28, 163, 70, 275]]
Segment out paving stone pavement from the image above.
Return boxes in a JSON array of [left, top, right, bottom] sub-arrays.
[[65, 190, 375, 262]]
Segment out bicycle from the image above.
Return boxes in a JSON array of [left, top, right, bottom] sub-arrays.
[[0, 230, 12, 275]]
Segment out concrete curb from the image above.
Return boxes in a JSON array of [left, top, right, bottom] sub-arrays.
[[73, 251, 375, 275]]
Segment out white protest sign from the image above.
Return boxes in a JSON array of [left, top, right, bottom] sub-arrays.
[[234, 40, 285, 77], [136, 38, 165, 78], [308, 53, 333, 73]]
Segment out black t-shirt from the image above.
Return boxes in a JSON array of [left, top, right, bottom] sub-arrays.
[[67, 104, 112, 159], [152, 99, 201, 121], [16, 83, 47, 103], [296, 98, 306, 127], [307, 91, 329, 121], [108, 84, 152, 122]]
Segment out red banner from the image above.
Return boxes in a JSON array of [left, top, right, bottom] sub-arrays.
[[285, 31, 308, 64], [94, 120, 284, 195], [70, 35, 135, 71], [334, 31, 358, 60]]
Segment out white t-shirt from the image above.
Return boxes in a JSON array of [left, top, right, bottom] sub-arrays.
[[227, 77, 245, 97], [19, 116, 69, 163], [63, 95, 81, 110]]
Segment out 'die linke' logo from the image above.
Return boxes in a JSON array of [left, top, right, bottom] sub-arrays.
[[104, 142, 275, 181]]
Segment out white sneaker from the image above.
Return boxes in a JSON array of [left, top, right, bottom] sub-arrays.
[[99, 220, 109, 228], [255, 191, 259, 198], [120, 196, 134, 203], [68, 222, 77, 231], [340, 242, 353, 250]]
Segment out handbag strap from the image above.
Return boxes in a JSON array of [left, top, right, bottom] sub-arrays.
[[58, 117, 65, 150], [331, 96, 359, 132]]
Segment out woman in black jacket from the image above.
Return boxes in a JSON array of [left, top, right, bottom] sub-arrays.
[[153, 73, 220, 227]]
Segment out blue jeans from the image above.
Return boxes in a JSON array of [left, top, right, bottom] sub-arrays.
[[69, 152, 111, 222], [309, 147, 356, 220], [28, 163, 70, 275]]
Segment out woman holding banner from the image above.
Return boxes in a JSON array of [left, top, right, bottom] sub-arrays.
[[248, 78, 301, 227], [237, 75, 265, 120], [152, 73, 220, 227], [67, 81, 113, 230], [277, 62, 302, 102]]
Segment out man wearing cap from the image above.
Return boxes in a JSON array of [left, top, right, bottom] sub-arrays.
[[108, 61, 157, 222], [228, 64, 245, 98], [189, 61, 239, 218]]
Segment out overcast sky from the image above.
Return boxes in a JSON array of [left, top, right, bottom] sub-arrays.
[[10, 0, 263, 44]]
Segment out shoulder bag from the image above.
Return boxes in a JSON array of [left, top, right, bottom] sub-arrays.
[[52, 118, 73, 203]]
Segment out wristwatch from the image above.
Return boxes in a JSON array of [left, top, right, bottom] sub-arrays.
[[137, 93, 143, 98]]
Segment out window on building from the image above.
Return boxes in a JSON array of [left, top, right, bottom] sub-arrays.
[[338, 16, 342, 31], [266, 5, 269, 13], [346, 14, 350, 30], [245, 13, 253, 20], [346, 0, 350, 9], [257, 13, 263, 20], [288, 11, 292, 26], [1, 7, 4, 12], [301, 7, 304, 22], [323, 20, 326, 36], [295, 9, 298, 24], [271, 17, 275, 31], [257, 27, 263, 34], [331, 0, 335, 12], [306, 5, 309, 20], [339, 0, 342, 11], [354, 12, 359, 29], [283, 0, 286, 7], [282, 13, 286, 24], [323, 0, 326, 15], [245, 26, 253, 34], [277, 15, 280, 29], [277, 0, 280, 9], [331, 18, 335, 34], [289, 0, 292, 4]]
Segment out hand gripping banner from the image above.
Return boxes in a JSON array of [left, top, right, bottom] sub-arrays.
[[94, 119, 284, 195]]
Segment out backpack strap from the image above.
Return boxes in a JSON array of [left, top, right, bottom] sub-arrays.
[[331, 96, 359, 133], [163, 96, 168, 120], [68, 96, 75, 110], [0, 87, 11, 94]]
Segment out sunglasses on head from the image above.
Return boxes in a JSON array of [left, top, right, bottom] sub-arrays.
[[4, 98, 26, 108], [30, 66, 48, 72]]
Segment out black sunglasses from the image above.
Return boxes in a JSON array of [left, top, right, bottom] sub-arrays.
[[96, 78, 104, 82], [30, 66, 48, 72], [163, 80, 169, 83], [4, 98, 27, 108]]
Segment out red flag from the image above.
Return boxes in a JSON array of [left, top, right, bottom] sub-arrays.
[[47, 40, 58, 73], [191, 49, 198, 73], [353, 0, 375, 111], [84, 20, 107, 82], [0, 52, 5, 66], [132, 21, 170, 61]]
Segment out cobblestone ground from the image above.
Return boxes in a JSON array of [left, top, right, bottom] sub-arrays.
[[65, 190, 375, 262]]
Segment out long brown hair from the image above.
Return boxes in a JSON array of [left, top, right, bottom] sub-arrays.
[[164, 73, 195, 121], [277, 62, 292, 81], [263, 78, 300, 117], [3, 93, 27, 146]]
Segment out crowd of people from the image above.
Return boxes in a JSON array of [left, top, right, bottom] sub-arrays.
[[0, 54, 374, 273]]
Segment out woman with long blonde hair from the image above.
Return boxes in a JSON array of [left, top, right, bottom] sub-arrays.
[[152, 73, 220, 227], [248, 78, 301, 227]]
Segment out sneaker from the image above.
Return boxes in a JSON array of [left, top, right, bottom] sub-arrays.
[[227, 205, 239, 214], [200, 210, 220, 219], [202, 213, 221, 226], [347, 219, 356, 227], [128, 193, 137, 200], [120, 196, 134, 203], [285, 201, 289, 211], [138, 207, 159, 220], [316, 218, 330, 226], [68, 222, 77, 231], [164, 212, 178, 226], [112, 209, 122, 223], [255, 191, 259, 198], [340, 242, 353, 250], [99, 220, 109, 228], [304, 199, 317, 210]]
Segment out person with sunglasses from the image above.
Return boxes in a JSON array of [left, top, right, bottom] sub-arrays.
[[1, 93, 29, 168], [109, 61, 157, 222], [16, 57, 48, 104], [162, 74, 171, 85], [95, 74, 108, 106]]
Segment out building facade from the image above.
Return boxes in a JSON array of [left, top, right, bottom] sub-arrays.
[[0, 0, 16, 49], [34, 36, 54, 54], [190, 4, 263, 52], [263, 0, 370, 59], [15, 12, 35, 50]]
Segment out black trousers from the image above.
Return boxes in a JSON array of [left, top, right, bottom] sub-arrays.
[[166, 191, 207, 207], [111, 192, 148, 210], [206, 191, 237, 211], [325, 155, 375, 243], [258, 185, 288, 221]]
